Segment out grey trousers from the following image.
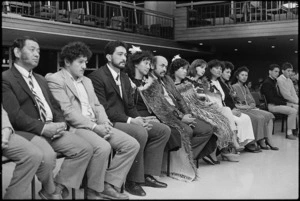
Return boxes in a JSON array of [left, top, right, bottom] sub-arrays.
[[74, 127, 139, 191], [3, 133, 43, 199], [114, 121, 170, 183]]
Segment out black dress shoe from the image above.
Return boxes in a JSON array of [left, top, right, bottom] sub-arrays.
[[265, 139, 279, 151], [244, 145, 261, 153], [125, 181, 146, 196], [143, 175, 167, 188]]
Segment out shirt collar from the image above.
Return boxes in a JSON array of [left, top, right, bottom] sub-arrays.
[[107, 64, 120, 81], [64, 68, 83, 83], [281, 74, 288, 80], [14, 63, 32, 78]]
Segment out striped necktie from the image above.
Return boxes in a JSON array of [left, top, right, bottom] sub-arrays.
[[28, 74, 47, 122]]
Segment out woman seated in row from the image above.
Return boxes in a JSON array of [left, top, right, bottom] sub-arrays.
[[168, 55, 240, 163], [187, 59, 255, 152], [231, 66, 278, 150]]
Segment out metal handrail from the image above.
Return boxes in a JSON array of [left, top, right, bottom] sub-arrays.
[[186, 1, 298, 27], [2, 1, 174, 39]]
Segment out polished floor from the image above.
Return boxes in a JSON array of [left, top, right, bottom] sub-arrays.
[[2, 120, 299, 199]]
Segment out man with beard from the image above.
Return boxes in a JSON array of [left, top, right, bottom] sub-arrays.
[[150, 55, 217, 163], [88, 41, 171, 197]]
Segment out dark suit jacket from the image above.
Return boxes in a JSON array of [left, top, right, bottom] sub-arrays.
[[219, 79, 236, 109], [260, 76, 287, 105], [2, 65, 65, 140], [87, 65, 139, 123]]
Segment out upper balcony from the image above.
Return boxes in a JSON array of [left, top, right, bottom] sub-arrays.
[[175, 1, 298, 42], [2, 1, 174, 40]]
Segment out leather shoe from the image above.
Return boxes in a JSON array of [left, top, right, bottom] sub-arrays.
[[286, 134, 297, 140], [39, 189, 62, 200], [143, 175, 167, 188], [100, 183, 129, 200], [86, 188, 105, 200], [244, 145, 261, 153], [125, 180, 146, 196]]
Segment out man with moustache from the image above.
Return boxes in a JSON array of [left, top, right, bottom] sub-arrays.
[[2, 36, 94, 199], [149, 55, 217, 160], [46, 41, 140, 199], [88, 41, 171, 196]]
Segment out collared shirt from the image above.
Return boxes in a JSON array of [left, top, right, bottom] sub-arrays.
[[15, 63, 53, 122], [211, 80, 225, 101], [65, 70, 96, 121], [107, 64, 123, 98], [152, 73, 176, 106]]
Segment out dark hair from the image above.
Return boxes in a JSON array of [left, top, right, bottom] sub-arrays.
[[281, 62, 293, 71], [204, 59, 224, 80], [231, 66, 249, 85], [188, 59, 207, 77], [11, 36, 39, 62], [222, 61, 235, 72], [104, 40, 128, 58], [125, 50, 153, 80], [269, 64, 280, 71], [168, 58, 189, 80], [59, 41, 92, 67]]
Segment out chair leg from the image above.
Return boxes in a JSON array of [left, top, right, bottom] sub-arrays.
[[83, 171, 88, 200], [281, 117, 285, 132], [167, 151, 170, 176], [196, 159, 199, 168], [120, 183, 124, 193], [272, 120, 275, 135], [31, 176, 35, 199], [71, 188, 76, 200]]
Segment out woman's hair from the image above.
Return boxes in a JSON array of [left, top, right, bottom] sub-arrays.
[[125, 50, 153, 80], [231, 66, 249, 85], [60, 41, 92, 67], [204, 59, 223, 81], [222, 61, 235, 72], [167, 58, 189, 80], [188, 59, 207, 77]]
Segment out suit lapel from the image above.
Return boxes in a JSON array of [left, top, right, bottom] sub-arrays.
[[104, 65, 122, 99], [120, 73, 128, 103], [61, 69, 80, 100], [11, 65, 37, 103]]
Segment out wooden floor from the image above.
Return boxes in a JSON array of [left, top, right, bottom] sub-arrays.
[[2, 119, 299, 199]]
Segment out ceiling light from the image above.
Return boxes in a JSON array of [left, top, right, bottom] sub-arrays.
[[199, 43, 203, 45], [153, 50, 156, 52], [290, 38, 294, 41], [271, 46, 275, 48], [248, 41, 252, 43], [295, 51, 298, 53], [234, 49, 238, 51]]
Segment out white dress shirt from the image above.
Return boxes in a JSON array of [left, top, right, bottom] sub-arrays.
[[15, 63, 53, 122]]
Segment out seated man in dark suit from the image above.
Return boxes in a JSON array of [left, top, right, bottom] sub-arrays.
[[2, 36, 100, 199], [260, 64, 298, 140], [2, 105, 43, 199], [88, 40, 171, 196], [46, 41, 140, 200]]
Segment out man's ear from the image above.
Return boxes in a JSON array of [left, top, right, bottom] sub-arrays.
[[150, 64, 154, 70], [64, 58, 71, 67], [13, 47, 21, 60], [106, 54, 111, 62]]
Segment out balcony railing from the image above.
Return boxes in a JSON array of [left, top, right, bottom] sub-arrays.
[[186, 1, 298, 27], [2, 1, 174, 39]]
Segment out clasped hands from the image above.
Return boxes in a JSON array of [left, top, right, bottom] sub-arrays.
[[93, 121, 113, 140], [130, 116, 154, 131], [42, 122, 68, 140], [181, 114, 196, 128]]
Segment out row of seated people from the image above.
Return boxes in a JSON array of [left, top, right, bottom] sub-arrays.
[[2, 36, 298, 199]]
